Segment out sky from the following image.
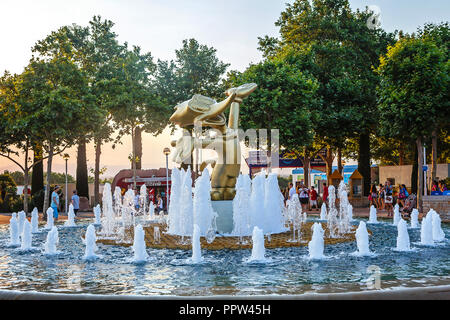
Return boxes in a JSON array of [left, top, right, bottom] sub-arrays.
[[0, 0, 449, 178]]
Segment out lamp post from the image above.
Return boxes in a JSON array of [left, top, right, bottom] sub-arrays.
[[62, 153, 70, 215], [163, 147, 171, 212]]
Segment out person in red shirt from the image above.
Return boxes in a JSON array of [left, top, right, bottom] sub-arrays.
[[322, 183, 329, 204], [309, 186, 318, 210]]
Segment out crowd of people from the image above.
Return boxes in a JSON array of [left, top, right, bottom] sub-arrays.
[[285, 182, 325, 212]]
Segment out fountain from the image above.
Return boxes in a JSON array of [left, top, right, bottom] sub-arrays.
[[167, 167, 182, 234], [148, 201, 155, 220], [326, 186, 339, 238], [18, 211, 26, 236], [93, 204, 102, 225], [44, 207, 54, 230], [287, 194, 302, 243], [320, 202, 327, 221], [193, 168, 217, 236], [352, 221, 372, 256], [368, 205, 378, 224], [154, 226, 160, 244], [347, 203, 353, 221], [393, 204, 401, 226], [190, 224, 203, 264], [232, 174, 252, 237], [100, 183, 116, 238], [247, 226, 268, 263], [114, 186, 122, 216], [44, 226, 59, 255], [263, 173, 286, 234], [308, 223, 326, 259], [19, 220, 34, 251], [395, 218, 411, 251], [31, 207, 39, 233], [249, 172, 266, 233], [420, 212, 434, 246], [139, 184, 147, 216], [430, 210, 445, 242], [8, 213, 20, 247], [64, 204, 77, 227], [84, 224, 99, 260], [337, 181, 351, 234], [410, 209, 420, 228], [132, 224, 149, 263]]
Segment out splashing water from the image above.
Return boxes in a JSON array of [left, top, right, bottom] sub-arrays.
[[44, 226, 59, 255], [45, 208, 54, 230], [84, 224, 99, 260], [193, 168, 217, 236], [18, 211, 26, 236], [369, 205, 378, 224], [9, 213, 20, 246], [248, 226, 267, 262], [232, 174, 252, 237], [393, 204, 401, 226], [354, 221, 372, 256], [420, 212, 434, 246], [430, 209, 445, 242], [20, 220, 33, 250], [93, 204, 102, 225], [396, 219, 411, 251], [167, 168, 182, 235], [132, 224, 149, 263], [320, 203, 327, 221], [327, 186, 338, 238], [308, 223, 326, 259], [31, 207, 39, 233], [410, 209, 420, 228], [263, 173, 286, 234], [64, 204, 77, 227], [190, 224, 203, 263]]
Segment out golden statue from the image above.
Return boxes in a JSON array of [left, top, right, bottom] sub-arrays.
[[169, 83, 257, 200]]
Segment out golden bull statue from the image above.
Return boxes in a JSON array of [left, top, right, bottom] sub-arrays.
[[169, 83, 257, 200]]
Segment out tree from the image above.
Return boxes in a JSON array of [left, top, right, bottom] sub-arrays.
[[33, 16, 126, 206], [258, 0, 395, 193], [227, 54, 319, 173], [377, 36, 449, 211]]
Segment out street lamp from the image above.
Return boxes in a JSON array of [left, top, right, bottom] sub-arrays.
[[163, 147, 171, 212], [62, 153, 70, 215]]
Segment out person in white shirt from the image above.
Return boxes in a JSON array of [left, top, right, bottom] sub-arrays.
[[289, 183, 297, 200]]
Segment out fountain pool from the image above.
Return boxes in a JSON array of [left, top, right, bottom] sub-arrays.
[[0, 217, 448, 296]]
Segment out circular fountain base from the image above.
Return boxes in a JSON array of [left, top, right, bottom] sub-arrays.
[[97, 222, 360, 250]]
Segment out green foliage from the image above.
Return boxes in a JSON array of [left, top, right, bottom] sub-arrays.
[[0, 173, 17, 202], [376, 37, 449, 140], [155, 38, 230, 106]]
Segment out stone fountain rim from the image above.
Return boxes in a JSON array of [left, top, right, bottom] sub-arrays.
[[0, 284, 449, 300]]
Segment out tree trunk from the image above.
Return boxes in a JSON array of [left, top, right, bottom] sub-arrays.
[[76, 139, 89, 199], [94, 137, 102, 206], [416, 137, 423, 212], [31, 144, 44, 197], [337, 147, 343, 174], [431, 130, 437, 185], [324, 147, 333, 185], [132, 127, 137, 190], [411, 142, 418, 194], [303, 153, 310, 188], [358, 132, 371, 197], [23, 170, 29, 214], [134, 126, 142, 170], [399, 143, 405, 165], [43, 144, 53, 216]]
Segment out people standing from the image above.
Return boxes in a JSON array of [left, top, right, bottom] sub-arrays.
[[309, 186, 318, 211], [134, 189, 140, 211], [71, 190, 80, 216], [369, 184, 378, 209], [384, 181, 393, 217], [299, 184, 309, 212], [51, 185, 61, 221], [288, 182, 296, 200], [156, 194, 164, 214], [378, 184, 385, 210], [322, 182, 329, 204], [397, 184, 409, 207]]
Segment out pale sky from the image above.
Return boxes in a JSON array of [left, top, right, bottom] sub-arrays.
[[0, 0, 448, 178]]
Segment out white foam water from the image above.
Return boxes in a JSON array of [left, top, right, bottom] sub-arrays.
[[9, 213, 20, 247], [132, 224, 149, 263], [430, 209, 445, 242], [44, 207, 54, 230], [368, 205, 378, 224], [190, 224, 204, 263], [246, 226, 270, 263], [93, 204, 102, 225], [352, 221, 372, 256], [410, 209, 420, 228], [308, 223, 326, 259], [18, 211, 26, 236], [31, 207, 39, 233], [84, 224, 99, 260], [393, 204, 401, 226], [395, 219, 411, 251], [193, 168, 217, 236], [20, 219, 34, 250], [320, 203, 327, 221], [64, 204, 77, 227], [44, 226, 60, 255], [420, 212, 434, 246], [232, 174, 252, 237]]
